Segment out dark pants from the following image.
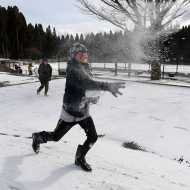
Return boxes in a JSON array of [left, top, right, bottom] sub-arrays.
[[29, 70, 33, 75], [37, 79, 49, 95], [37, 116, 98, 154]]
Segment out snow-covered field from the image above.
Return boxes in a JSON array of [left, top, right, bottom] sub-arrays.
[[1, 75, 190, 190], [0, 72, 38, 85]]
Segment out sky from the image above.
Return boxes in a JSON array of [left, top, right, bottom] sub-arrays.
[[0, 0, 118, 35], [1, 0, 190, 36]]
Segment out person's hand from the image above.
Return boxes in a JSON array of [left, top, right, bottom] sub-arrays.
[[108, 82, 126, 97]]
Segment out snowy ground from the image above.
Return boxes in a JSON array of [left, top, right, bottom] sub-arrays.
[[0, 72, 38, 86], [1, 75, 190, 190]]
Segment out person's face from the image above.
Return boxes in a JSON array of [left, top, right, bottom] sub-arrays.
[[75, 52, 88, 64], [42, 59, 48, 64]]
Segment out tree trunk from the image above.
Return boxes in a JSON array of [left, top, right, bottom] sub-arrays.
[[150, 35, 161, 80], [2, 42, 6, 57], [151, 62, 161, 80]]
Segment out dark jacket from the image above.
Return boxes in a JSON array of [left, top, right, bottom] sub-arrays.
[[63, 59, 109, 117], [38, 63, 52, 81]]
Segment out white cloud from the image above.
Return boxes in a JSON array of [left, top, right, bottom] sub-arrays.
[[56, 21, 119, 35]]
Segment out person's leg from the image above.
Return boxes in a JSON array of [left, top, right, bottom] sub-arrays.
[[52, 119, 76, 141], [32, 119, 76, 153], [44, 81, 49, 96], [79, 117, 98, 150], [37, 80, 45, 94], [75, 117, 98, 171]]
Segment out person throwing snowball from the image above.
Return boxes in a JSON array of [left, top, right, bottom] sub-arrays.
[[32, 43, 125, 172]]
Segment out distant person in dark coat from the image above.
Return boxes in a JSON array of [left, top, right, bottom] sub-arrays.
[[32, 43, 125, 172], [14, 64, 22, 74], [28, 63, 33, 75], [37, 58, 52, 96]]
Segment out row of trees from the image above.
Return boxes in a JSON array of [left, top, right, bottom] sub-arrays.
[[0, 5, 190, 65], [58, 31, 134, 62], [161, 25, 190, 65], [0, 5, 132, 61], [0, 6, 132, 61], [49, 26, 190, 64], [0, 6, 58, 59]]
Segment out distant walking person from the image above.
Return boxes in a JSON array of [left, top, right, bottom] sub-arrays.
[[37, 58, 52, 96], [32, 43, 125, 172], [14, 64, 22, 74], [28, 63, 33, 75]]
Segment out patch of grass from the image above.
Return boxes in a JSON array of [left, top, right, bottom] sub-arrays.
[[122, 141, 147, 152]]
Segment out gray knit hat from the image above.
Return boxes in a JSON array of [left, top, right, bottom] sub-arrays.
[[69, 42, 88, 58]]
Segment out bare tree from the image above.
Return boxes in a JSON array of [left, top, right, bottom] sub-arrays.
[[77, 0, 190, 80]]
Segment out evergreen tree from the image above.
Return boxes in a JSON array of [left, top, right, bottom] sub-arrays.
[[75, 33, 80, 42], [0, 6, 8, 57]]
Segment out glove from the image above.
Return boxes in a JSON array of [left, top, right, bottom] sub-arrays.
[[107, 82, 125, 97]]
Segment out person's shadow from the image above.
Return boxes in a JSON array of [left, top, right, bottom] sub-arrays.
[[1, 153, 80, 190]]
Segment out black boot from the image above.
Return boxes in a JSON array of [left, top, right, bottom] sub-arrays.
[[32, 131, 54, 153], [32, 133, 43, 154], [75, 145, 92, 172]]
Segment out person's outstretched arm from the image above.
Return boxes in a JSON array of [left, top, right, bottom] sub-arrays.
[[70, 66, 126, 97]]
